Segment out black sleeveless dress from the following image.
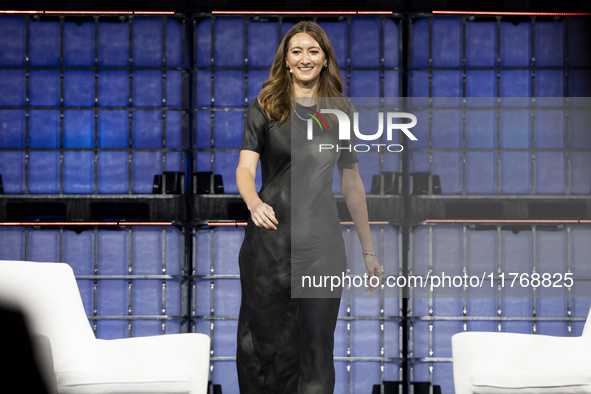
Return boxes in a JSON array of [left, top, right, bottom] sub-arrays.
[[236, 98, 358, 394]]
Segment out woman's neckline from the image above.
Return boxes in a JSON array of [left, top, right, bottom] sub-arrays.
[[295, 101, 316, 109]]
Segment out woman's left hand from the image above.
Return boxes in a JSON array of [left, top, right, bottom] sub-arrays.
[[364, 255, 382, 292]]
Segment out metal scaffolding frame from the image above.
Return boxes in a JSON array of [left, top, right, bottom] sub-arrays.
[[0, 13, 192, 196]]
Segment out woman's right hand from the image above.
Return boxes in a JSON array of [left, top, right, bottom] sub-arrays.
[[249, 200, 279, 230], [236, 150, 277, 230]]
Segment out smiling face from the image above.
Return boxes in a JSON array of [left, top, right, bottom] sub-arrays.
[[285, 32, 328, 87]]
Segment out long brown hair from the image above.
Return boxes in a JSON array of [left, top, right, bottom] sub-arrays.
[[257, 21, 350, 127]]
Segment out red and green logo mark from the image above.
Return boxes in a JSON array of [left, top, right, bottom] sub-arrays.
[[304, 108, 330, 131]]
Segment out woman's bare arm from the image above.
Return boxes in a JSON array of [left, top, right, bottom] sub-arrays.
[[337, 161, 382, 291], [236, 150, 278, 230]]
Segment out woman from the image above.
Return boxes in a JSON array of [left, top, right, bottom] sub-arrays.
[[235, 21, 382, 393]]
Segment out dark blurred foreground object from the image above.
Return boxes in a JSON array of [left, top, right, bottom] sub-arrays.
[[0, 305, 56, 394], [152, 172, 185, 194], [0, 174, 4, 194], [193, 172, 224, 194], [371, 172, 402, 194], [372, 381, 441, 394]]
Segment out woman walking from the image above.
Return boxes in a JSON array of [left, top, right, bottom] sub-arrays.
[[235, 21, 382, 394]]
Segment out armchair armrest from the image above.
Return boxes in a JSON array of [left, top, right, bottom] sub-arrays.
[[57, 333, 210, 394], [452, 332, 591, 394]]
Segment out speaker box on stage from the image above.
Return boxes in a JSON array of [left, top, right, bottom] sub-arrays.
[[193, 172, 224, 194], [372, 381, 401, 394], [207, 381, 222, 394], [152, 172, 185, 194], [412, 382, 442, 394], [0, 174, 4, 194], [371, 172, 402, 194], [371, 381, 442, 394], [410, 172, 441, 195], [214, 175, 224, 193]]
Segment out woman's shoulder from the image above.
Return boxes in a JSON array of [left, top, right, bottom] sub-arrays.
[[247, 97, 272, 123]]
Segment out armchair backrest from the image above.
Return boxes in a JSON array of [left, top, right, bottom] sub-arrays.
[[0, 260, 95, 368]]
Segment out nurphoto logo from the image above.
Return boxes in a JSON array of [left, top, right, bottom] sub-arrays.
[[305, 109, 418, 153]]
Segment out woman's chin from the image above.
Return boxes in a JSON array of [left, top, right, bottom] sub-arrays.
[[294, 75, 320, 85]]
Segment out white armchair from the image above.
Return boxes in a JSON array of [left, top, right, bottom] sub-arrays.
[[0, 260, 210, 394], [452, 308, 591, 394]]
